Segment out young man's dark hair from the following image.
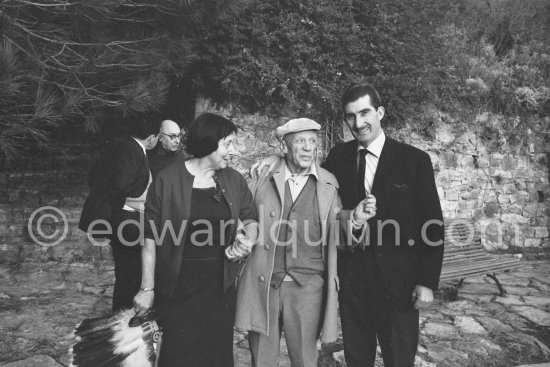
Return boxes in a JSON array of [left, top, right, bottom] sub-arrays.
[[341, 83, 382, 111], [186, 113, 238, 158], [128, 112, 162, 140]]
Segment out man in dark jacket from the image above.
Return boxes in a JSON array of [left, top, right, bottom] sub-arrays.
[[79, 115, 159, 312], [323, 83, 444, 367]]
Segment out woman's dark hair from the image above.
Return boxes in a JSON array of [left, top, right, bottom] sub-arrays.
[[341, 83, 382, 111], [186, 113, 238, 158]]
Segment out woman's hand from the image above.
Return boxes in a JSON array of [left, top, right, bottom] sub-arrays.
[[133, 289, 154, 312], [226, 233, 255, 261]]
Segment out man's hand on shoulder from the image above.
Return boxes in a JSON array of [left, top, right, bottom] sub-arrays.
[[249, 155, 280, 179]]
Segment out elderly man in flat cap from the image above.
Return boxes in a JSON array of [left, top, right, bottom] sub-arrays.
[[235, 118, 377, 367]]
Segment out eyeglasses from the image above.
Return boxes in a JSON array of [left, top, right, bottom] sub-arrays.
[[160, 133, 183, 141]]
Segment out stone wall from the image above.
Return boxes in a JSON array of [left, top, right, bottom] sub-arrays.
[[0, 106, 548, 263], [0, 155, 111, 264], [399, 125, 549, 251]]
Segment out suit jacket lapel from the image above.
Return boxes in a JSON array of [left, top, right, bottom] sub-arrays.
[[371, 138, 395, 196], [341, 140, 360, 200]]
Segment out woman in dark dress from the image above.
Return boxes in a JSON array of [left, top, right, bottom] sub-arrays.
[[133, 113, 258, 367]]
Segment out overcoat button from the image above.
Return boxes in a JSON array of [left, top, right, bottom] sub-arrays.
[[265, 244, 270, 250], [259, 276, 265, 282], [270, 211, 276, 217]]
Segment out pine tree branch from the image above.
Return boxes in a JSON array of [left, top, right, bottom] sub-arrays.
[[12, 0, 78, 8]]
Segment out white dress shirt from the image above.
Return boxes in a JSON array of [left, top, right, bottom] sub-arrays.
[[284, 163, 319, 202], [123, 137, 152, 213]]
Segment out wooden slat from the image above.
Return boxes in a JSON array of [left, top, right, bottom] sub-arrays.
[[440, 263, 521, 280], [440, 259, 521, 279]]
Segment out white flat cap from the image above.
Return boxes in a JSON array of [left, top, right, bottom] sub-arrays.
[[275, 118, 321, 139]]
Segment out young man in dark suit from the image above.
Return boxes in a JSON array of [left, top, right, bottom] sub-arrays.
[[323, 83, 444, 367], [79, 115, 159, 312], [253, 83, 444, 366]]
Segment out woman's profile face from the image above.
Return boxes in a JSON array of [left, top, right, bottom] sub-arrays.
[[209, 133, 237, 170]]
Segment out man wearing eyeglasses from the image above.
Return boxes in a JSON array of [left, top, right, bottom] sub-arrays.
[[148, 119, 183, 178]]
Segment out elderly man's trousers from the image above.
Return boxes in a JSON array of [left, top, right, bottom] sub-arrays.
[[248, 275, 325, 367]]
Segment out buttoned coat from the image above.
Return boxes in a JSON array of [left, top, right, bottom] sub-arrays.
[[143, 157, 258, 296], [235, 158, 357, 344]]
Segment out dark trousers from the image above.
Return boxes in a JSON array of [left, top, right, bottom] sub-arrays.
[[338, 251, 419, 367], [111, 209, 143, 313]]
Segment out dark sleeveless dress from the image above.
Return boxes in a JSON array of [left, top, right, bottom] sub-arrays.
[[155, 187, 235, 367]]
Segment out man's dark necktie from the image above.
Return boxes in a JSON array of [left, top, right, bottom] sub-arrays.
[[357, 149, 368, 200]]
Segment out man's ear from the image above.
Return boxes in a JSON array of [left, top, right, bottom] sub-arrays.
[[147, 134, 158, 148], [280, 139, 288, 154], [377, 106, 385, 121]]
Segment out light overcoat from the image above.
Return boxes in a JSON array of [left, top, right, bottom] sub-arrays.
[[235, 158, 358, 343]]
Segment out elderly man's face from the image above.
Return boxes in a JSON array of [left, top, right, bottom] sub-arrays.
[[160, 122, 182, 152], [283, 130, 318, 174]]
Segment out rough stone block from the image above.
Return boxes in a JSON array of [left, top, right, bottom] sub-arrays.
[[503, 183, 518, 194], [2, 355, 63, 367], [457, 153, 475, 168], [534, 227, 549, 238], [435, 126, 455, 144], [443, 152, 457, 168], [529, 217, 548, 226], [502, 155, 516, 170], [454, 316, 486, 334], [523, 204, 540, 217], [515, 191, 531, 203], [450, 340, 488, 356], [506, 204, 523, 215], [490, 156, 503, 168], [422, 322, 456, 337], [446, 189, 459, 201], [524, 238, 542, 247], [427, 343, 468, 364], [509, 306, 550, 327], [534, 182, 550, 192], [477, 157, 489, 168], [501, 213, 528, 224]]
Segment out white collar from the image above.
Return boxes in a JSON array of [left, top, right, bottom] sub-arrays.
[[284, 161, 319, 181], [132, 137, 147, 155], [358, 132, 385, 158]]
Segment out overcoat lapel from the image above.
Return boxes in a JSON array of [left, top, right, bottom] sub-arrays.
[[315, 165, 335, 222], [271, 160, 287, 204]]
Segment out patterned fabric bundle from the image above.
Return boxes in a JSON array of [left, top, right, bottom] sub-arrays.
[[70, 309, 162, 367]]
